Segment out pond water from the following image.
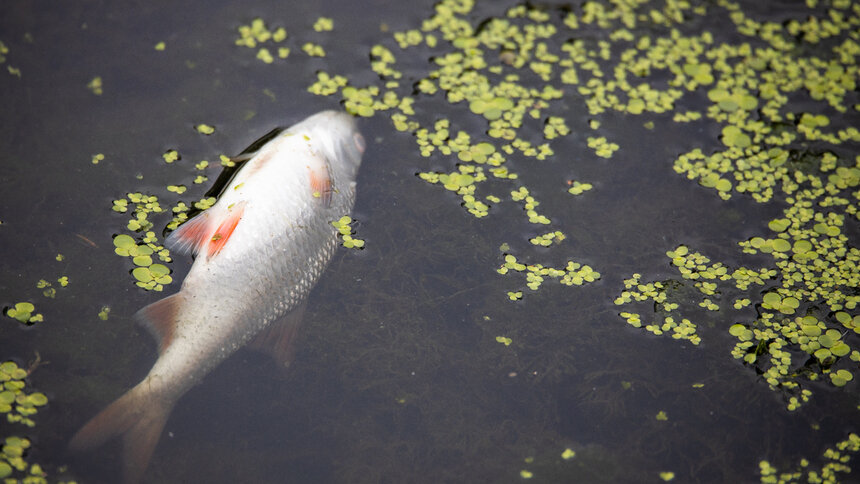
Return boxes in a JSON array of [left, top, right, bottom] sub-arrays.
[[1, 0, 858, 483]]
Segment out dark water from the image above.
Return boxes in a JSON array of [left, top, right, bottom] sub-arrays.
[[1, 0, 858, 483]]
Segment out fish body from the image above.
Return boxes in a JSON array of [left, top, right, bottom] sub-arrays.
[[70, 110, 365, 482]]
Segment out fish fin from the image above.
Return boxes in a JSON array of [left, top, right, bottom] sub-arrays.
[[248, 302, 305, 369], [207, 201, 246, 259], [165, 211, 212, 256], [69, 383, 174, 484], [306, 155, 332, 207], [135, 293, 182, 355]]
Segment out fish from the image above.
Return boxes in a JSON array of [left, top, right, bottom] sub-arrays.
[[69, 110, 366, 483]]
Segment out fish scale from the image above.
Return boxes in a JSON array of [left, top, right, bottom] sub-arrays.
[[70, 110, 364, 484]]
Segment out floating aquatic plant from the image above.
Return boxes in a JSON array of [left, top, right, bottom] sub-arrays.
[[0, 361, 61, 482], [331, 216, 364, 249], [0, 361, 48, 428], [86, 76, 102, 95], [113, 233, 173, 291], [5, 303, 41, 325]]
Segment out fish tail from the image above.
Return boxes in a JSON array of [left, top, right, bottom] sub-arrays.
[[69, 384, 174, 484]]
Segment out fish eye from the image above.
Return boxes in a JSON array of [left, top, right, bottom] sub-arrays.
[[353, 132, 366, 154]]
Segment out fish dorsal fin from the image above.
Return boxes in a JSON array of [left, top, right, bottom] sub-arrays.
[[207, 201, 246, 259], [165, 201, 247, 259], [306, 154, 332, 207], [135, 293, 182, 355]]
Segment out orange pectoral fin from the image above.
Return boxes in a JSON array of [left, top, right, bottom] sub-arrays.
[[165, 211, 211, 256], [307, 156, 333, 207], [206, 201, 246, 259]]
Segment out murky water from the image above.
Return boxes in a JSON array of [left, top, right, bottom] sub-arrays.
[[1, 0, 858, 483]]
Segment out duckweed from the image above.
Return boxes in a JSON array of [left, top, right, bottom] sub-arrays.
[[567, 180, 593, 195], [235, 18, 290, 63], [312, 17, 333, 32], [301, 42, 325, 57], [162, 149, 179, 163], [87, 76, 102, 95], [0, 360, 59, 483], [759, 433, 860, 484], [4, 303, 41, 325], [331, 216, 365, 249], [529, 231, 565, 247], [304, 0, 615, 298], [113, 231, 172, 291], [0, 361, 48, 428], [498, 253, 600, 293]]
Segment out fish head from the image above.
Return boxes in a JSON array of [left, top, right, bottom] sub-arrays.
[[296, 110, 365, 183]]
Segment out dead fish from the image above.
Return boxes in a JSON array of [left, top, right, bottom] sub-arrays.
[[70, 110, 366, 483]]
